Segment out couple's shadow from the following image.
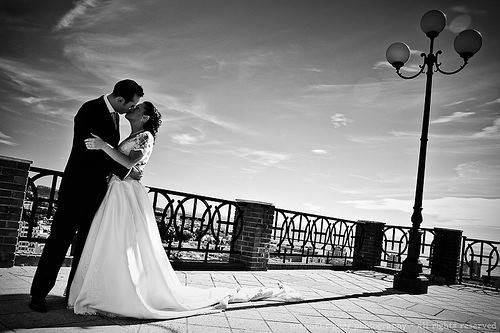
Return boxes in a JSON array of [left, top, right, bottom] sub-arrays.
[[0, 294, 174, 331], [0, 288, 402, 331]]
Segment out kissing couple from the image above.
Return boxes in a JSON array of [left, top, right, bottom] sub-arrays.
[[29, 79, 302, 319]]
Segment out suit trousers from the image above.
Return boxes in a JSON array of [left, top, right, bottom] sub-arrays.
[[30, 181, 107, 299]]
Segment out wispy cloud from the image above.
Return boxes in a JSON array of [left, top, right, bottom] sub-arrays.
[[374, 62, 423, 73], [170, 129, 222, 146], [0, 131, 18, 146], [450, 5, 487, 15], [303, 203, 324, 213], [311, 149, 328, 155], [60, 34, 259, 136], [235, 148, 291, 174], [473, 118, 500, 138], [330, 113, 352, 128], [442, 98, 476, 107], [302, 66, 323, 73], [235, 148, 289, 167], [150, 92, 258, 136], [54, 0, 100, 31], [431, 111, 475, 124], [171, 133, 200, 145], [342, 197, 499, 227], [478, 98, 500, 108]]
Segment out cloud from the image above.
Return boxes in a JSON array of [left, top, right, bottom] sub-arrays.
[[0, 58, 82, 101], [431, 111, 475, 124], [60, 34, 259, 136], [373, 48, 424, 72], [456, 161, 500, 180], [372, 61, 393, 70], [341, 197, 500, 227], [238, 149, 289, 167], [0, 131, 18, 146], [311, 149, 328, 155], [442, 98, 476, 107], [19, 97, 51, 104], [478, 98, 500, 108], [54, 0, 100, 31], [448, 14, 472, 33], [302, 66, 323, 73], [330, 113, 351, 128], [171, 133, 200, 145], [473, 118, 500, 138], [450, 5, 487, 15], [231, 148, 290, 174], [303, 203, 324, 213]]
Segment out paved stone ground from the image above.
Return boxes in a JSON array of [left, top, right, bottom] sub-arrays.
[[0, 266, 499, 332]]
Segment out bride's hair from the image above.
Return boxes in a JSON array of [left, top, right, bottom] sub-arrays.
[[143, 101, 162, 140]]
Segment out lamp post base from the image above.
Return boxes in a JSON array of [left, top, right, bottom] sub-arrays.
[[393, 271, 429, 294]]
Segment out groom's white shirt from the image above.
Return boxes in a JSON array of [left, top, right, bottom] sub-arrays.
[[104, 94, 118, 114]]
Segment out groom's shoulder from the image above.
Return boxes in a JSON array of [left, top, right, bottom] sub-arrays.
[[76, 96, 105, 116], [81, 96, 105, 109]]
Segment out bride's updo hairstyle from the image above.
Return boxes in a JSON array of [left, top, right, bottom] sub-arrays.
[[143, 101, 162, 140]]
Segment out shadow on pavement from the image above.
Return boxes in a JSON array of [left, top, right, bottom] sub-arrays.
[[0, 288, 402, 330]]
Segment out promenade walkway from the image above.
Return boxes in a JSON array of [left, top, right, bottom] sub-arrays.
[[1, 266, 498, 332]]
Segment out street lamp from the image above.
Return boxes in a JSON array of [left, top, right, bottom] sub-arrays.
[[386, 10, 482, 294]]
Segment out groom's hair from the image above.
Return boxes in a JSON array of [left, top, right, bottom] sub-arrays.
[[112, 79, 144, 102]]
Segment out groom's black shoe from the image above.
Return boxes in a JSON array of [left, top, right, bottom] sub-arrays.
[[29, 296, 47, 313]]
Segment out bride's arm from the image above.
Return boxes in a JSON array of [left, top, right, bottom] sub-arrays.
[[85, 133, 143, 169]]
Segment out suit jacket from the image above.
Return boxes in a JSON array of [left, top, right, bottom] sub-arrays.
[[57, 96, 129, 210]]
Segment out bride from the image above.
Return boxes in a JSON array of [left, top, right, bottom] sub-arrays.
[[68, 101, 301, 319]]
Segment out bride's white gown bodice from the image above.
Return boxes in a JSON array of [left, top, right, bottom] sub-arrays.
[[118, 131, 154, 174], [68, 131, 301, 319]]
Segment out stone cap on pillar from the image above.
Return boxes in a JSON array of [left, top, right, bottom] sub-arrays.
[[434, 227, 463, 234], [235, 199, 274, 206], [0, 155, 33, 164], [356, 220, 386, 225]]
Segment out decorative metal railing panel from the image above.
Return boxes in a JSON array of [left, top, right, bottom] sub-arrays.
[[270, 208, 361, 266], [380, 226, 434, 273], [17, 167, 243, 263], [459, 237, 500, 289], [17, 167, 63, 255], [147, 186, 243, 262]]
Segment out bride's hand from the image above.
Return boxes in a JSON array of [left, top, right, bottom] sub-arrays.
[[84, 133, 106, 150]]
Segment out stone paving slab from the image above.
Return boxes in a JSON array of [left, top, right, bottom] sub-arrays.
[[0, 266, 499, 332]]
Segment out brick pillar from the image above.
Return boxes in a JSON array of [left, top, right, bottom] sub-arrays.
[[353, 220, 385, 269], [229, 199, 275, 271], [0, 156, 32, 267], [430, 228, 463, 285]]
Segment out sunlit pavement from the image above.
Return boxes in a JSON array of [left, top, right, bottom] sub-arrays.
[[1, 266, 499, 332]]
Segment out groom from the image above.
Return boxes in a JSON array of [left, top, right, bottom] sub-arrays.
[[29, 79, 144, 312]]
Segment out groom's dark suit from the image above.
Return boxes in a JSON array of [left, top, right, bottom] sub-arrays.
[[31, 96, 129, 300]]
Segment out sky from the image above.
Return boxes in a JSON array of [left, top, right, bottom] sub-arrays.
[[1, 0, 499, 242]]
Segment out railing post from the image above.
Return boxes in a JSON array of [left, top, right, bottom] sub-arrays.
[[430, 228, 463, 285], [0, 156, 32, 267], [229, 199, 275, 270], [353, 220, 385, 269]]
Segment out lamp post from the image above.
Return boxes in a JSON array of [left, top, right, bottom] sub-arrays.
[[386, 10, 482, 294]]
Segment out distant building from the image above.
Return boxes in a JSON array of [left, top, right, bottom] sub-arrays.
[[387, 254, 402, 269]]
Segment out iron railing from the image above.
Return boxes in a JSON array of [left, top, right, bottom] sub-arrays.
[[17, 167, 243, 263], [270, 208, 361, 266], [17, 167, 63, 244], [16, 167, 499, 286], [147, 186, 243, 262], [459, 237, 500, 288], [380, 226, 434, 273]]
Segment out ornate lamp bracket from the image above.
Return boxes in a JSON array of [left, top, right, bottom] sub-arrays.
[[396, 53, 427, 79], [434, 50, 468, 75]]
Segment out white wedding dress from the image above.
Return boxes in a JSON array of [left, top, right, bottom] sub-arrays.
[[68, 131, 302, 319]]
